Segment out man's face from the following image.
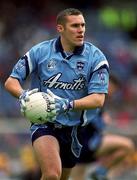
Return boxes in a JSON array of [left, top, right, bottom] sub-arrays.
[[57, 15, 85, 48]]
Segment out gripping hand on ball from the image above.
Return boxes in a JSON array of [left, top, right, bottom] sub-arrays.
[[19, 88, 38, 114], [47, 89, 74, 114]]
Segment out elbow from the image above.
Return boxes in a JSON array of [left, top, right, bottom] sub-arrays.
[[4, 77, 14, 91], [96, 100, 104, 108], [4, 77, 21, 98], [96, 95, 105, 108], [99, 100, 105, 107], [4, 78, 9, 90]]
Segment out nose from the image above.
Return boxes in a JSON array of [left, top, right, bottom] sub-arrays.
[[78, 26, 84, 33]]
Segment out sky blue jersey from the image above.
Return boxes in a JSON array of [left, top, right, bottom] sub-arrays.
[[10, 37, 109, 126]]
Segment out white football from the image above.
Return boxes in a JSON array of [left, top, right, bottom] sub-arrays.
[[23, 92, 55, 124]]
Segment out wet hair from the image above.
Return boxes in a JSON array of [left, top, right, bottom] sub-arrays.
[[56, 8, 83, 25]]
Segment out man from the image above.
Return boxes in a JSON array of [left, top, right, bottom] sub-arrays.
[[5, 8, 109, 180], [70, 74, 135, 180]]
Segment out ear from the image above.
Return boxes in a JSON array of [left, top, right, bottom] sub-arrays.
[[57, 24, 64, 33]]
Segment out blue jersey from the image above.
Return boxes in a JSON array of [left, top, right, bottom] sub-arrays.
[[10, 37, 109, 126]]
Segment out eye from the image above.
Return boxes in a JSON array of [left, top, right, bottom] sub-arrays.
[[72, 24, 79, 28], [81, 23, 85, 27]]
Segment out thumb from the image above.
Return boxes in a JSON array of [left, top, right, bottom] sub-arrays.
[[29, 88, 39, 95], [47, 89, 61, 99], [47, 89, 56, 98]]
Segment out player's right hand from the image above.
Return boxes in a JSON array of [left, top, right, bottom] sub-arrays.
[[46, 89, 74, 114], [19, 88, 38, 113]]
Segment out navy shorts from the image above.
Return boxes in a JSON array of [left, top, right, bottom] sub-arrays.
[[30, 123, 81, 168], [77, 123, 103, 164]]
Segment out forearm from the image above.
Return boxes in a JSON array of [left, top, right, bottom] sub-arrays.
[[73, 93, 105, 110], [5, 77, 23, 98]]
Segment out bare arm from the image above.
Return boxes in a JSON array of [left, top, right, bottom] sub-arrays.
[[5, 77, 24, 98], [74, 93, 105, 110]]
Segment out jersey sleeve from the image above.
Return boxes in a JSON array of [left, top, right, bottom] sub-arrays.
[[88, 48, 109, 94], [10, 47, 37, 84]]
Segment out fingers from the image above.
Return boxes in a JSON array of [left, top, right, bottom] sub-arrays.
[[47, 111, 57, 122], [20, 103, 26, 115], [50, 104, 56, 110], [25, 88, 39, 101], [20, 99, 26, 109], [46, 94, 55, 103], [20, 107, 25, 114]]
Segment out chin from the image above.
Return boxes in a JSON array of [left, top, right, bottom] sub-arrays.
[[76, 41, 83, 46]]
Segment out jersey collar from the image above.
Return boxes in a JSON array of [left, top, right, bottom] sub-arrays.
[[55, 36, 84, 56]]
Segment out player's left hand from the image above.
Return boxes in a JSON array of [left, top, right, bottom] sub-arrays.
[[19, 88, 39, 113], [47, 89, 74, 114]]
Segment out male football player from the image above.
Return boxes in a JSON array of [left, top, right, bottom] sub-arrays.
[[5, 8, 109, 180]]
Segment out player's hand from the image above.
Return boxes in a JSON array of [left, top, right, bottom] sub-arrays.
[[19, 88, 38, 113], [47, 89, 74, 114]]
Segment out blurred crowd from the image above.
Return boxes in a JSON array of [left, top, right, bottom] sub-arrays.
[[0, 0, 137, 179]]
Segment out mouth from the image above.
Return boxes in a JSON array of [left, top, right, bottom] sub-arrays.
[[77, 35, 83, 38], [76, 35, 84, 41]]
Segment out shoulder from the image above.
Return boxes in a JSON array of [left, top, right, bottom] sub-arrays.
[[83, 41, 107, 62], [84, 41, 109, 70], [31, 38, 55, 52], [84, 41, 105, 55], [29, 38, 56, 59]]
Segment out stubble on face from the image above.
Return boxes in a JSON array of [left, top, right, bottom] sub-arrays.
[[61, 15, 85, 51]]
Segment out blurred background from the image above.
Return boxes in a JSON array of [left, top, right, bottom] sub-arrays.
[[0, 0, 137, 179]]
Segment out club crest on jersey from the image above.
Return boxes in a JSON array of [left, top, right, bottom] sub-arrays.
[[98, 70, 105, 85], [47, 59, 56, 70], [76, 61, 84, 71]]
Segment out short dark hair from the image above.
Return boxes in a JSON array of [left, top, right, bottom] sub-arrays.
[[56, 8, 83, 25]]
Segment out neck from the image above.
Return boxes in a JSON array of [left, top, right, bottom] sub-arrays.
[[60, 37, 74, 53]]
